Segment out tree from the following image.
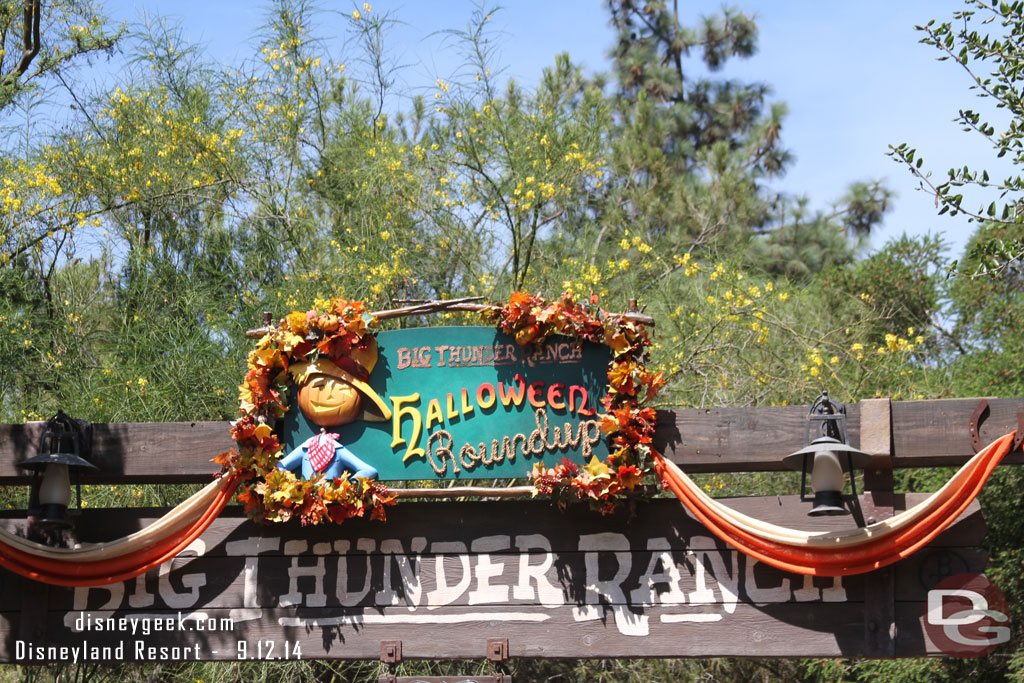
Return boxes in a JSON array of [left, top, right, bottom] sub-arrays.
[[575, 1, 891, 287], [886, 0, 1024, 399], [888, 0, 1024, 278], [949, 222, 1024, 397], [855, 2, 1024, 675], [599, 0, 786, 252]]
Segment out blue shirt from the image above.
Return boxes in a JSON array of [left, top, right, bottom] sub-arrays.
[[276, 436, 378, 481]]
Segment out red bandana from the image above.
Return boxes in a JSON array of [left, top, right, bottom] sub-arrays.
[[306, 433, 340, 472]]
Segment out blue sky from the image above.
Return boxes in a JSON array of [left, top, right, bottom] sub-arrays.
[[104, 1, 1007, 261]]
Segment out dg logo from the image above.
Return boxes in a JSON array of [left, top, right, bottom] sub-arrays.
[[924, 573, 1010, 658]]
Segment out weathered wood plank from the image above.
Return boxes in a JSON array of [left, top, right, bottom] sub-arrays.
[[0, 398, 1020, 483], [894, 602, 1014, 658], [653, 405, 841, 472], [0, 598, 992, 660], [0, 421, 232, 484], [0, 551, 859, 613], [861, 441, 897, 657], [892, 398, 1024, 467], [20, 504, 981, 612], [7, 540, 982, 614], [654, 397, 1024, 472]]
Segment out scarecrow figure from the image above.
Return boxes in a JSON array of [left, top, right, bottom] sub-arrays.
[[276, 338, 392, 481]]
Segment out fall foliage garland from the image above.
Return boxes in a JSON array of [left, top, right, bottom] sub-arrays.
[[217, 293, 665, 526], [487, 292, 665, 514]]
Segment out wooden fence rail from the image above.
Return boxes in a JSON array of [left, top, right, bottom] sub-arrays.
[[0, 398, 1020, 484]]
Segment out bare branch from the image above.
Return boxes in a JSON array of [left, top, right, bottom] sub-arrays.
[[4, 0, 40, 84]]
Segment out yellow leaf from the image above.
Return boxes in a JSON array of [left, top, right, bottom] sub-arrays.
[[605, 330, 631, 355], [584, 456, 610, 480], [285, 311, 308, 335], [278, 331, 304, 353], [254, 344, 282, 368]]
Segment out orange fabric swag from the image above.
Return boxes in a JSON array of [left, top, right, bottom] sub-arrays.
[[653, 432, 1016, 576], [0, 475, 239, 587]]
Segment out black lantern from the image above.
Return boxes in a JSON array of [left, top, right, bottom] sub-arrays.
[[782, 392, 870, 516], [19, 411, 98, 528]]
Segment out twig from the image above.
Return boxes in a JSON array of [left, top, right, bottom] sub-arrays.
[[373, 296, 492, 320], [246, 297, 657, 338]]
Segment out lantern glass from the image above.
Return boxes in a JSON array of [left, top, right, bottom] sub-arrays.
[[39, 464, 71, 508], [811, 449, 844, 494], [809, 448, 848, 516]]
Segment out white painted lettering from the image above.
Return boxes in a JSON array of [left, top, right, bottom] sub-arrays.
[[225, 536, 280, 621], [128, 573, 155, 608], [157, 540, 207, 609], [630, 538, 687, 606], [336, 539, 375, 607], [469, 535, 511, 605], [744, 558, 790, 602], [426, 541, 472, 608], [376, 538, 427, 607], [279, 540, 328, 608], [689, 547, 739, 614], [513, 534, 563, 607], [574, 533, 648, 637]]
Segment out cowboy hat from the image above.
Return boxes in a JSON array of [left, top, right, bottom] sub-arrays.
[[289, 338, 392, 422]]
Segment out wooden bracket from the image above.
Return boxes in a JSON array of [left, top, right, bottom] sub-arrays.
[[486, 638, 509, 662], [859, 398, 893, 472], [380, 640, 402, 664]]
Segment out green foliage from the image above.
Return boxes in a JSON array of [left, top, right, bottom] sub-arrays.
[[427, 49, 609, 291], [595, 0, 890, 283], [888, 0, 1024, 278], [749, 181, 894, 278], [826, 234, 947, 348], [748, 198, 860, 278], [949, 222, 1024, 397], [599, 0, 784, 253], [0, 0, 120, 111]]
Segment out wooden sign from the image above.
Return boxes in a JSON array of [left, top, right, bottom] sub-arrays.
[[0, 495, 987, 662], [0, 397, 1018, 662], [281, 327, 609, 481]]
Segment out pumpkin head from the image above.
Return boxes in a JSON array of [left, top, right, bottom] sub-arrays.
[[289, 337, 392, 426], [297, 374, 363, 427]]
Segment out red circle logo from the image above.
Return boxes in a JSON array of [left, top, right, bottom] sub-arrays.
[[923, 573, 1010, 658]]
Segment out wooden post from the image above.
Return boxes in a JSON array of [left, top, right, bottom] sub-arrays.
[[859, 398, 896, 656]]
